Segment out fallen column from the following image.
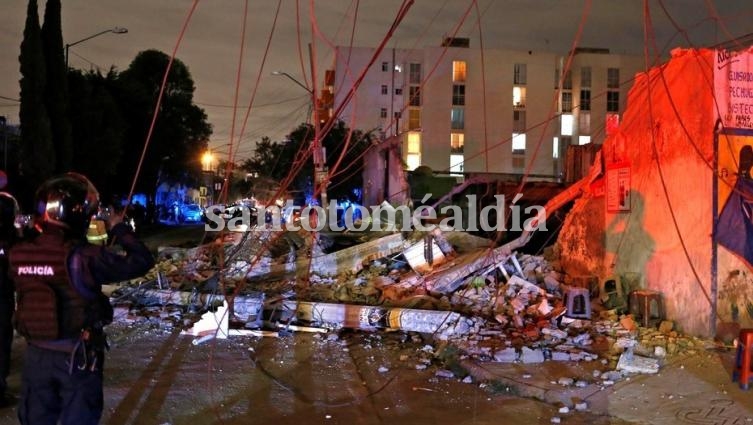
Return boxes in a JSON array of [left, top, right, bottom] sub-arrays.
[[247, 232, 405, 280], [423, 247, 511, 294], [281, 300, 463, 340]]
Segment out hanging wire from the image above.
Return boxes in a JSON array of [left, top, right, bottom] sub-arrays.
[[125, 0, 201, 207]]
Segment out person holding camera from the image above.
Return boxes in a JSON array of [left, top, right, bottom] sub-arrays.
[[10, 173, 154, 425]]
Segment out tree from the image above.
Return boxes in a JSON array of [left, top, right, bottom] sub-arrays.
[[114, 49, 211, 198], [67, 68, 125, 200], [41, 0, 72, 172], [241, 121, 373, 204], [18, 0, 54, 207]]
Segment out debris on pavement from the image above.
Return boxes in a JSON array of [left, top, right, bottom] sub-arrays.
[[106, 223, 709, 390]]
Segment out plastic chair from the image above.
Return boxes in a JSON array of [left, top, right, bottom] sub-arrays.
[[732, 329, 753, 390], [564, 287, 591, 319], [628, 290, 664, 328]]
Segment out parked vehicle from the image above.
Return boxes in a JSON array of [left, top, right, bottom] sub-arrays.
[[202, 200, 258, 227], [179, 203, 204, 223]]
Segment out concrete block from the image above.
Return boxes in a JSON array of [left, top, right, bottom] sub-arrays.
[[552, 351, 570, 361], [616, 352, 659, 374], [658, 320, 674, 333], [521, 347, 545, 363], [494, 347, 518, 363]]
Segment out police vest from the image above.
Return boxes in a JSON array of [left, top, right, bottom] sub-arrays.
[[11, 234, 92, 340]]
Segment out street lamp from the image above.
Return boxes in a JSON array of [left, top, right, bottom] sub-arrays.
[[65, 26, 128, 69], [271, 71, 312, 95], [201, 150, 215, 172]]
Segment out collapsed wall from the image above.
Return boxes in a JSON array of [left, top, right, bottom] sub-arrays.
[[557, 48, 715, 337]]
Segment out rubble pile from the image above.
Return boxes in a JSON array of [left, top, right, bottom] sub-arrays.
[[109, 227, 707, 378]]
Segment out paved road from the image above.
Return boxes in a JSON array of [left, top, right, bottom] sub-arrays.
[[0, 325, 629, 425]]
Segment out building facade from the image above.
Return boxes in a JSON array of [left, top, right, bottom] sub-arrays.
[[329, 40, 644, 179]]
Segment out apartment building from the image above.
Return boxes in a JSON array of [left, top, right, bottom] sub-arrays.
[[328, 39, 644, 179]]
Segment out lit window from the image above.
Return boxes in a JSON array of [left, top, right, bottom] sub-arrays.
[[408, 109, 420, 130], [513, 86, 526, 108], [451, 133, 464, 153], [451, 107, 464, 130], [406, 132, 421, 170], [452, 61, 467, 82], [578, 136, 591, 145], [561, 114, 574, 136], [552, 137, 559, 159], [407, 132, 421, 153], [406, 154, 420, 170], [512, 132, 526, 153], [450, 154, 464, 174]]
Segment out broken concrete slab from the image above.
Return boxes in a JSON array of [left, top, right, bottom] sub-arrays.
[[615, 351, 660, 374], [423, 247, 511, 294], [247, 232, 405, 281], [403, 237, 446, 274]]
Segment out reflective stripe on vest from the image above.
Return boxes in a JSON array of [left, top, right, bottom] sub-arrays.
[[10, 234, 89, 340]]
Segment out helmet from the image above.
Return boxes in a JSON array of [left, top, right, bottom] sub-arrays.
[[0, 191, 19, 239], [35, 172, 100, 238]]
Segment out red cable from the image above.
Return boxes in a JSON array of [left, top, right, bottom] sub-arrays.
[[473, 0, 490, 172], [219, 0, 249, 207], [126, 0, 201, 206], [515, 0, 591, 196], [232, 0, 283, 172]]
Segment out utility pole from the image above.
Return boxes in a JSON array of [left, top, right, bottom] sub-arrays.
[[309, 43, 328, 209]]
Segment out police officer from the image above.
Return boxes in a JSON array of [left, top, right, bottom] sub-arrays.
[[10, 173, 155, 425], [0, 191, 20, 406]]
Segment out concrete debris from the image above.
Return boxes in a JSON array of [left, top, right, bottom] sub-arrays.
[[108, 226, 718, 388], [403, 236, 447, 274], [435, 370, 454, 379], [658, 320, 674, 333], [616, 351, 660, 374], [493, 347, 518, 363], [521, 347, 545, 364]]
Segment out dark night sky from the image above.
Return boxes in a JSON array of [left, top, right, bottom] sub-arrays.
[[1, 0, 751, 160]]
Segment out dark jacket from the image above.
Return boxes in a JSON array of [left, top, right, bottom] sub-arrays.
[[10, 223, 154, 349]]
